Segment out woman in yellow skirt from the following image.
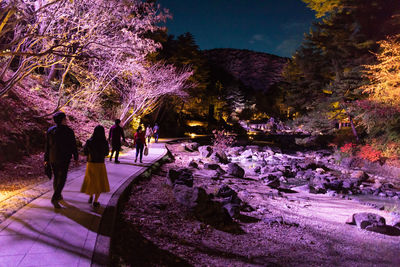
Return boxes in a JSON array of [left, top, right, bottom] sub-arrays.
[[81, 125, 110, 208]]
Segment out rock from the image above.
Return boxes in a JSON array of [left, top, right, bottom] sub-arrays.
[[393, 218, 400, 229], [260, 174, 280, 188], [241, 149, 253, 158], [350, 170, 368, 184], [173, 185, 209, 209], [186, 142, 200, 151], [168, 168, 194, 187], [223, 203, 240, 218], [194, 169, 221, 180], [189, 160, 198, 169], [347, 213, 386, 229], [216, 185, 242, 206], [198, 145, 213, 158], [211, 151, 229, 164], [365, 225, 400, 236], [342, 181, 354, 190], [326, 180, 342, 191], [256, 160, 267, 167], [216, 185, 237, 198], [204, 163, 220, 170], [381, 183, 394, 190], [386, 191, 396, 197], [227, 163, 245, 178], [266, 178, 280, 188]]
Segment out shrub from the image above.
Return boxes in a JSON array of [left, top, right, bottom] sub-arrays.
[[212, 129, 235, 152], [357, 144, 382, 162]]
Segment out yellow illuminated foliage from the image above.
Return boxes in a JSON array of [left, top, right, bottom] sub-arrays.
[[363, 35, 400, 106], [302, 0, 342, 18]]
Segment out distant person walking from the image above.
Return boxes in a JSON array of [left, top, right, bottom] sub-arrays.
[[108, 119, 126, 163], [44, 112, 78, 209], [152, 123, 159, 143], [81, 125, 110, 208], [145, 125, 153, 144], [133, 126, 147, 163]]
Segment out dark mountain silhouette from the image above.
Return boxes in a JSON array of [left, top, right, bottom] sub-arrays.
[[203, 48, 288, 92]]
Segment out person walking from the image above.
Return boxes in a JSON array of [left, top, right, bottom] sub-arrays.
[[152, 123, 159, 143], [133, 126, 147, 163], [108, 119, 126, 163], [44, 112, 78, 209], [145, 125, 153, 144], [81, 125, 110, 208]]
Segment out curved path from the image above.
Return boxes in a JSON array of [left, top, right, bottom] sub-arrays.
[[0, 142, 167, 266]]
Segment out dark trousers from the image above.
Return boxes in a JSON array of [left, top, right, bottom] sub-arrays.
[[153, 133, 159, 143], [51, 161, 70, 202], [110, 143, 121, 161], [110, 149, 120, 161], [135, 143, 144, 161]]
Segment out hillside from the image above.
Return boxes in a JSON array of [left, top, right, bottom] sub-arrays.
[[203, 48, 288, 92]]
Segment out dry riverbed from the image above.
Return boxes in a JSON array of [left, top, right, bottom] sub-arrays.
[[113, 142, 400, 267]]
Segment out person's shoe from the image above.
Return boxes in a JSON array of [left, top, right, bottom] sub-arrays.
[[140, 160, 143, 163], [88, 196, 93, 203], [115, 160, 120, 164], [93, 202, 100, 208], [134, 158, 137, 163], [51, 200, 61, 209], [58, 195, 63, 201]]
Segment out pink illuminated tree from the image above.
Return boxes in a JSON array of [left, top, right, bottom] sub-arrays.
[[0, 0, 169, 101], [118, 62, 194, 126]]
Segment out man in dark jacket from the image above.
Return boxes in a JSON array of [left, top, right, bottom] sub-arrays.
[[108, 119, 126, 163], [44, 112, 78, 208]]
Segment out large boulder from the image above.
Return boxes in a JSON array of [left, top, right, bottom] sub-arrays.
[[198, 145, 213, 158], [216, 185, 242, 218], [173, 185, 210, 209], [364, 225, 400, 236], [347, 212, 386, 229], [227, 163, 245, 178], [168, 168, 194, 187]]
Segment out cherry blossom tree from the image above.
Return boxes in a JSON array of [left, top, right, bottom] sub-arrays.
[[118, 62, 194, 126], [0, 0, 168, 99]]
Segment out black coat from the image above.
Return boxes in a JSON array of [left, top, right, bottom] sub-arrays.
[[84, 138, 109, 163], [45, 125, 78, 164]]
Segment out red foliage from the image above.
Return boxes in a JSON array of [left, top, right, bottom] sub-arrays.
[[357, 144, 382, 162], [340, 143, 356, 154]]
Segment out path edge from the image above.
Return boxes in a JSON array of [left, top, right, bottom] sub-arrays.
[[91, 145, 172, 266]]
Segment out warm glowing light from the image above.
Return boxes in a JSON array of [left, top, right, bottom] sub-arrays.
[[187, 120, 206, 127], [190, 133, 196, 138]]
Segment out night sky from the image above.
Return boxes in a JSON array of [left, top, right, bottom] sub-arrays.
[[158, 0, 316, 57]]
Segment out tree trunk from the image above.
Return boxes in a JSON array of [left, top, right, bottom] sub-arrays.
[[348, 115, 359, 142]]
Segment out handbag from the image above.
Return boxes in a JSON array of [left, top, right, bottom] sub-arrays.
[[44, 163, 52, 179], [144, 146, 149, 156]]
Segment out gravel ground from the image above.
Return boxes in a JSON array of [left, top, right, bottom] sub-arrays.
[[113, 143, 400, 267]]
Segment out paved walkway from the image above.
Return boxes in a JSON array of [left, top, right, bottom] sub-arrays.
[[0, 142, 167, 266]]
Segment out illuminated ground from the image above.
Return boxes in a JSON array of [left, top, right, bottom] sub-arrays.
[[0, 143, 167, 266]]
